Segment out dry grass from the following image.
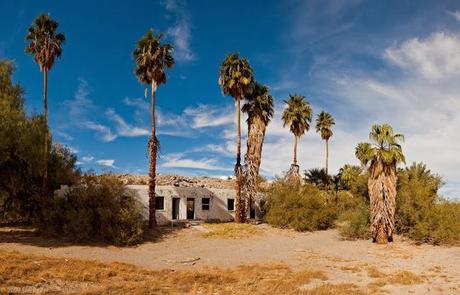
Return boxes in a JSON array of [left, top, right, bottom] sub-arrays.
[[201, 223, 263, 239], [368, 269, 425, 288], [304, 283, 364, 295], [366, 266, 386, 278], [0, 250, 337, 294]]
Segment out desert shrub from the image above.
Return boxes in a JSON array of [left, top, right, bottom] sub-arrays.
[[337, 197, 370, 240], [40, 174, 146, 245], [264, 180, 338, 231], [396, 163, 460, 245]]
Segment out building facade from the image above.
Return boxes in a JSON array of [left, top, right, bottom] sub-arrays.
[[128, 185, 242, 225]]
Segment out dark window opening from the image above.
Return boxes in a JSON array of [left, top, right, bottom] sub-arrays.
[[227, 198, 235, 211], [202, 198, 210, 210], [155, 197, 164, 210]]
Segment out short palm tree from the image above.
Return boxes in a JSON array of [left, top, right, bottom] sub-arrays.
[[219, 53, 254, 223], [282, 94, 312, 179], [304, 168, 330, 189], [315, 111, 335, 175], [25, 13, 65, 195], [133, 29, 174, 228], [355, 124, 405, 244], [242, 82, 274, 218]]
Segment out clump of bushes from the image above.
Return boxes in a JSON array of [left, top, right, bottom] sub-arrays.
[[264, 180, 338, 231], [41, 174, 146, 245], [337, 198, 370, 240], [396, 163, 460, 245]]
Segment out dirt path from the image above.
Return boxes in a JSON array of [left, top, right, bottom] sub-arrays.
[[1, 224, 459, 294]]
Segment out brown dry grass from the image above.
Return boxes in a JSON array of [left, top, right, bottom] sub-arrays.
[[201, 223, 263, 239], [0, 250, 337, 294], [368, 269, 425, 288]]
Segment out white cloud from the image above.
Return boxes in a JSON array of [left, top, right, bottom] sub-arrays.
[[96, 159, 116, 168], [106, 108, 150, 137], [447, 10, 460, 21], [160, 153, 232, 171], [184, 104, 234, 128], [82, 156, 94, 162], [384, 32, 460, 80], [84, 122, 117, 142], [163, 0, 195, 62]]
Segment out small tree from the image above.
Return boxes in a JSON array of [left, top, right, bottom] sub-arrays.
[[355, 124, 405, 244], [315, 111, 335, 175], [282, 94, 312, 180]]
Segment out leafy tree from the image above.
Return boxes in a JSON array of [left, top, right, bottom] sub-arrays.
[[282, 94, 312, 180], [133, 29, 174, 228], [242, 82, 274, 218], [219, 53, 254, 222], [0, 60, 78, 222], [355, 124, 405, 244], [25, 13, 65, 196], [315, 111, 335, 174]]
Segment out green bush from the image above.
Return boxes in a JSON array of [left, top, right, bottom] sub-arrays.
[[396, 163, 460, 246], [264, 180, 338, 231], [41, 175, 146, 245], [337, 198, 370, 240]]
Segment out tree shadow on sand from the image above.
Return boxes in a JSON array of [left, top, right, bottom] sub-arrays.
[[0, 224, 183, 249]]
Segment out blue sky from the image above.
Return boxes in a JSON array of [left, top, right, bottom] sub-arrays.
[[1, 0, 460, 199]]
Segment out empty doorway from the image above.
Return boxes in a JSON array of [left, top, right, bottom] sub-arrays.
[[172, 197, 180, 220], [186, 198, 195, 220]]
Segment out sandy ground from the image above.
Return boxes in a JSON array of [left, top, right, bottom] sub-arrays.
[[1, 224, 459, 294]]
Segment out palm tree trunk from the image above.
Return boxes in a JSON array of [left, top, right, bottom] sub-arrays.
[[235, 96, 244, 223], [368, 159, 397, 244], [325, 139, 329, 175], [148, 81, 158, 229], [293, 135, 298, 165], [42, 69, 49, 196], [244, 116, 266, 220]]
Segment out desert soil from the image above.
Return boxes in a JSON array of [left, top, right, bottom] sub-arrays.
[[1, 224, 459, 294]]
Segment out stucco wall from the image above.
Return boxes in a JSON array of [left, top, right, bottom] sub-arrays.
[[127, 185, 236, 225]]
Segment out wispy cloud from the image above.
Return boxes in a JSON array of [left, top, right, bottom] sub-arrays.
[[96, 159, 117, 168], [163, 0, 195, 62], [81, 156, 94, 162], [160, 153, 231, 171], [106, 108, 150, 137], [447, 10, 460, 21], [184, 104, 234, 128], [83, 122, 116, 142], [384, 32, 460, 80]]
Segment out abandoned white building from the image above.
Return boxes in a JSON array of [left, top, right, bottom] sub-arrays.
[[128, 185, 261, 225]]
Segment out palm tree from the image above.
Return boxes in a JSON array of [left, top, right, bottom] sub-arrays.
[[242, 82, 274, 218], [355, 124, 405, 244], [304, 168, 330, 189], [25, 13, 65, 195], [133, 29, 174, 228], [315, 111, 335, 175], [282, 94, 312, 180], [219, 53, 254, 223]]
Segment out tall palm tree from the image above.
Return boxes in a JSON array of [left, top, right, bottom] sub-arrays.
[[133, 29, 174, 228], [242, 82, 274, 218], [355, 124, 405, 244], [25, 13, 65, 195], [315, 111, 335, 175], [282, 94, 312, 180], [219, 53, 254, 223]]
